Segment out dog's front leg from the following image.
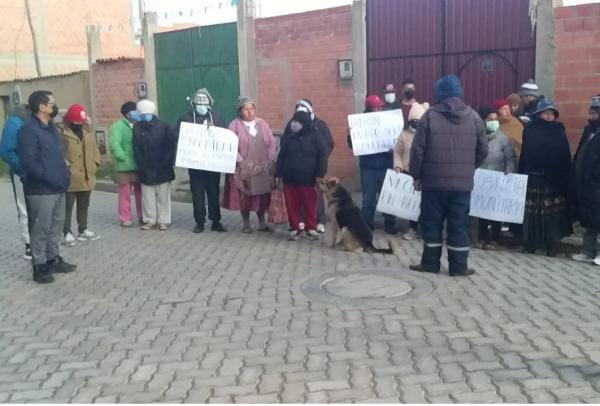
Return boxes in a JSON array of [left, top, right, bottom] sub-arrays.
[[325, 221, 339, 247]]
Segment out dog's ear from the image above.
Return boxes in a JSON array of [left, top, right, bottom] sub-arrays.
[[325, 178, 339, 189]]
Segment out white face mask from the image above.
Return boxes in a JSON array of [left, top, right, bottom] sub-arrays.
[[384, 93, 396, 104], [195, 105, 209, 116], [290, 121, 303, 133]]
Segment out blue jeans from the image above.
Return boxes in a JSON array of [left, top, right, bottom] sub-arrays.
[[420, 191, 471, 275], [360, 167, 395, 229]]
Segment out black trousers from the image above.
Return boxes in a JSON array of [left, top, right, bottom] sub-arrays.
[[189, 169, 222, 226], [478, 219, 501, 243]]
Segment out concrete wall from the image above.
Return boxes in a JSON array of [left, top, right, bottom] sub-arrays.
[[255, 6, 355, 178], [553, 3, 600, 148]]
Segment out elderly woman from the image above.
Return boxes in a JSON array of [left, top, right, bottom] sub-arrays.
[[223, 97, 276, 233]]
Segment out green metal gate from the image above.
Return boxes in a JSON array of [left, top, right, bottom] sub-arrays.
[[154, 23, 240, 127]]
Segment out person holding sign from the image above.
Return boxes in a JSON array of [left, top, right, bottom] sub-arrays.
[[276, 110, 327, 241], [409, 75, 488, 277], [132, 100, 177, 231], [475, 107, 517, 250], [175, 89, 227, 234], [518, 98, 572, 257], [223, 97, 276, 233]]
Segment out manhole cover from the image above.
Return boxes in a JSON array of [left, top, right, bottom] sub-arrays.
[[322, 274, 412, 299]]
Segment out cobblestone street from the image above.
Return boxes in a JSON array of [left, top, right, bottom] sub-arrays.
[[2, 180, 600, 403]]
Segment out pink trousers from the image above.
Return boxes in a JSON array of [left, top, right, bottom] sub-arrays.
[[118, 182, 142, 223]]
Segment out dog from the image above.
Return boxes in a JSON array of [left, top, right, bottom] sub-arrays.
[[319, 178, 394, 254]]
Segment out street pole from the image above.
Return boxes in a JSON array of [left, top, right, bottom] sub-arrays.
[[24, 0, 42, 77]]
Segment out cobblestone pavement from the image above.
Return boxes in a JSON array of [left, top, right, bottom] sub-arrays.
[[2, 180, 600, 403]]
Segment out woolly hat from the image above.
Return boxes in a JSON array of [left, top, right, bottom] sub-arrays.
[[64, 104, 87, 124], [384, 83, 396, 93], [137, 99, 156, 115], [192, 88, 214, 106], [519, 79, 540, 98], [532, 97, 559, 118], [478, 106, 495, 120], [408, 102, 429, 121], [507, 93, 522, 106], [296, 98, 315, 116], [365, 94, 384, 109], [237, 96, 255, 111], [434, 75, 464, 103], [590, 95, 600, 113], [493, 98, 509, 112], [120, 101, 137, 117]]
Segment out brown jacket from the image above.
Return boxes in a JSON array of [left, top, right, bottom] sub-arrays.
[[60, 124, 100, 192], [393, 102, 429, 171], [499, 115, 524, 158]]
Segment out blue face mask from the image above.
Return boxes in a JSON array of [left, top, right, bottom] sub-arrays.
[[195, 105, 209, 116], [141, 113, 153, 122], [129, 111, 140, 122]]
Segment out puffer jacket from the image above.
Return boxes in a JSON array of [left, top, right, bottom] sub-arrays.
[[132, 117, 177, 185], [409, 97, 488, 191], [479, 130, 517, 173]]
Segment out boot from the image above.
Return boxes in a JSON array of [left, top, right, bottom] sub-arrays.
[[33, 264, 54, 284], [47, 256, 76, 273], [211, 222, 227, 232]]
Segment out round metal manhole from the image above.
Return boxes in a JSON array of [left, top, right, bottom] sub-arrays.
[[300, 270, 435, 306]]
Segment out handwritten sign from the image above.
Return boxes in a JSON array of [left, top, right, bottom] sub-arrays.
[[376, 170, 421, 221], [348, 110, 404, 156], [175, 122, 238, 174], [470, 169, 528, 224]]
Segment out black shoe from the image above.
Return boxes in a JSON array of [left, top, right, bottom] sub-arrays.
[[450, 268, 476, 277], [33, 264, 54, 284], [384, 225, 398, 235], [211, 222, 227, 232], [193, 224, 205, 233], [409, 264, 440, 274], [47, 256, 76, 273], [24, 244, 32, 261]]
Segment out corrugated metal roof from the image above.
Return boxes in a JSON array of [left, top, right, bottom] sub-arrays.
[[0, 70, 88, 85], [95, 57, 143, 64]]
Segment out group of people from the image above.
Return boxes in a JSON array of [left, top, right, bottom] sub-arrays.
[[2, 73, 600, 283]]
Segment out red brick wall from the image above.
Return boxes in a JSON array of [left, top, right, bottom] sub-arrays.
[[554, 4, 600, 148], [255, 6, 355, 178], [92, 58, 144, 130]]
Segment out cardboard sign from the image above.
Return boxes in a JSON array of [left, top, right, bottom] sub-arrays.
[[470, 169, 528, 224], [376, 170, 421, 221], [348, 110, 404, 156], [175, 122, 238, 174]]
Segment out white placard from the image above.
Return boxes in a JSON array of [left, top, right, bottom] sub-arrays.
[[376, 170, 421, 221], [470, 169, 528, 224], [348, 110, 404, 156], [175, 122, 239, 174]]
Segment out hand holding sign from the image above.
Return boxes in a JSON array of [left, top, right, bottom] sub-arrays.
[[348, 110, 404, 156]]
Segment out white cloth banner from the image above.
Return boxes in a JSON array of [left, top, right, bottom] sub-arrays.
[[376, 169, 529, 224], [376, 170, 421, 221], [348, 110, 404, 156], [470, 169, 528, 224], [175, 122, 239, 174]]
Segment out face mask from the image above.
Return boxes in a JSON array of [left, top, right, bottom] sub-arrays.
[[408, 119, 419, 130], [69, 123, 83, 133], [404, 90, 416, 100], [129, 111, 140, 122], [141, 113, 153, 122], [486, 120, 500, 133], [290, 121, 303, 133], [195, 105, 209, 116], [50, 104, 59, 119], [384, 93, 396, 104]]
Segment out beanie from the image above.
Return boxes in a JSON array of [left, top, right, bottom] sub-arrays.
[[137, 99, 156, 115], [478, 106, 495, 121], [64, 104, 87, 124], [518, 79, 540, 98], [434, 75, 464, 103], [492, 98, 509, 112], [237, 96, 255, 111], [365, 94, 384, 109], [507, 93, 522, 106], [120, 101, 137, 117]]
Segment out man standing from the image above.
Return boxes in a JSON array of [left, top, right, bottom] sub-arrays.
[[517, 79, 541, 125], [382, 83, 401, 111], [0, 104, 32, 260], [175, 88, 227, 233], [398, 79, 419, 124], [16, 91, 76, 283], [409, 75, 488, 277]]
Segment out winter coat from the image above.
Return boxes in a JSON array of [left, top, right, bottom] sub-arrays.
[[499, 115, 524, 158], [109, 118, 137, 172], [409, 97, 488, 192], [16, 116, 70, 195], [132, 117, 177, 185], [479, 130, 517, 173], [228, 118, 276, 162], [175, 109, 224, 134], [276, 123, 327, 186], [284, 115, 334, 156], [572, 125, 600, 229], [0, 115, 25, 176], [393, 102, 429, 171], [518, 119, 571, 196], [60, 123, 101, 192]]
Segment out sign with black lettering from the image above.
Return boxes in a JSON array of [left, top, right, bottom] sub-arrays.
[[348, 110, 404, 156], [470, 169, 528, 224], [376, 170, 421, 221], [175, 122, 238, 174]]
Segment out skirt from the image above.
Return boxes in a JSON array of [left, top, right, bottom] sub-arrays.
[[222, 174, 271, 212]]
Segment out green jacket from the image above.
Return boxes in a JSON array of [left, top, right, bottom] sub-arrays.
[[109, 118, 137, 172]]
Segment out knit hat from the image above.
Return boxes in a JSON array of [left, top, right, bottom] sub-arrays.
[[137, 99, 156, 115], [507, 93, 522, 106], [434, 75, 464, 103], [590, 95, 600, 113], [365, 94, 384, 109], [384, 83, 396, 93], [408, 102, 429, 121], [192, 88, 214, 106], [518, 79, 540, 98], [493, 98, 509, 112], [532, 97, 559, 118], [64, 104, 87, 124], [120, 101, 137, 117], [237, 96, 255, 111], [478, 106, 495, 121]]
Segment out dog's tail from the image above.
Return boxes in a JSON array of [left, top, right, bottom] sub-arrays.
[[368, 241, 394, 255]]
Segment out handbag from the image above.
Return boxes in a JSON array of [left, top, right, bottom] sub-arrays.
[[268, 189, 288, 224]]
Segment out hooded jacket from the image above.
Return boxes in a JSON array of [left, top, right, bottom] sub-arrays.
[[409, 97, 488, 191], [479, 130, 517, 173], [60, 122, 101, 192], [132, 117, 177, 185], [0, 105, 30, 176]]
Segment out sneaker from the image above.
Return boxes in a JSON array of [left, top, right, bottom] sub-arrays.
[[594, 256, 600, 266], [33, 264, 54, 284], [141, 223, 155, 230], [288, 230, 301, 241], [306, 230, 319, 240], [64, 232, 77, 247], [47, 256, 76, 273], [211, 222, 227, 232], [159, 223, 168, 231], [572, 253, 595, 263], [121, 220, 133, 228], [24, 244, 32, 261], [316, 223, 326, 234], [299, 222, 305, 231], [403, 228, 418, 241], [193, 224, 205, 233], [78, 229, 100, 241]]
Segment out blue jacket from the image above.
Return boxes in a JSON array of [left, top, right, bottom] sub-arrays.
[[0, 116, 25, 176], [16, 116, 70, 195]]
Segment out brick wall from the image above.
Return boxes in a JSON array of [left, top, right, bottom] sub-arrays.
[[255, 6, 355, 178], [92, 58, 144, 131], [554, 3, 600, 147]]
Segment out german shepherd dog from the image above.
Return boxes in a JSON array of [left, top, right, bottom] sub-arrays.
[[319, 178, 394, 254]]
